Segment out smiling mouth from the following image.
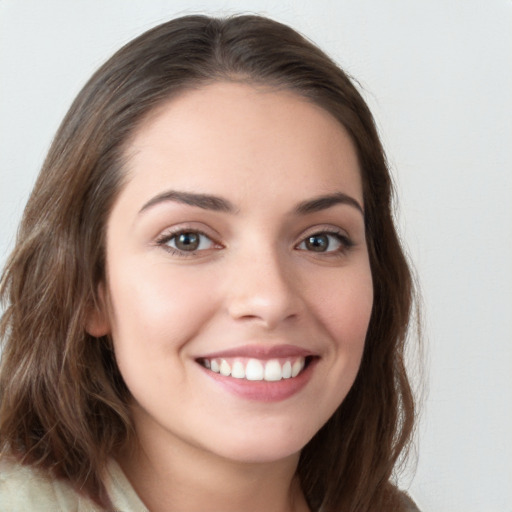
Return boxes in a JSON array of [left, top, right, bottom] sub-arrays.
[[196, 356, 315, 382]]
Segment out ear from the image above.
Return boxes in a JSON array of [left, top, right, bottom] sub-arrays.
[[85, 283, 111, 337]]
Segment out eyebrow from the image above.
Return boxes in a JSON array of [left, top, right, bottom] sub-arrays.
[[138, 190, 363, 216], [139, 190, 235, 214], [294, 192, 364, 216]]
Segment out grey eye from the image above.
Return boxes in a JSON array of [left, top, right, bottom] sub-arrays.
[[304, 234, 330, 252], [166, 231, 215, 252], [174, 232, 200, 251], [298, 233, 345, 253]]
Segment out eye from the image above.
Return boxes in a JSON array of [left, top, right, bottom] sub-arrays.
[[296, 231, 353, 254], [157, 230, 217, 254]]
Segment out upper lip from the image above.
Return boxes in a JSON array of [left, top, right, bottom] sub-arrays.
[[195, 344, 316, 360]]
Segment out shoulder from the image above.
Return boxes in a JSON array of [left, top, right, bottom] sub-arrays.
[[0, 457, 148, 512], [398, 489, 421, 512], [0, 457, 101, 511]]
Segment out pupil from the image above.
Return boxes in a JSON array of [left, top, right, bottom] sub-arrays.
[[306, 235, 328, 252], [176, 232, 199, 251]]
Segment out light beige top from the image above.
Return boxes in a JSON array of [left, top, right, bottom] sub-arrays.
[[0, 457, 148, 511], [1, 457, 420, 512]]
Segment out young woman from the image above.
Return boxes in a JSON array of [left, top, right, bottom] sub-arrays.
[[0, 14, 420, 512]]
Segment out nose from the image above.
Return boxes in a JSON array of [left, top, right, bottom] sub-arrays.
[[225, 246, 303, 330]]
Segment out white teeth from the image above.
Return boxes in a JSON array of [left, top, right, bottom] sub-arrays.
[[291, 359, 304, 378], [264, 359, 282, 381], [282, 361, 292, 379], [219, 359, 231, 376], [231, 361, 245, 379], [202, 357, 308, 381], [245, 359, 264, 381]]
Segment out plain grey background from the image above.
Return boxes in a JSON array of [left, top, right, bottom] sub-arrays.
[[1, 1, 511, 510]]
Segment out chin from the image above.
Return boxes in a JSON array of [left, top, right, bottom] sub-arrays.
[[205, 421, 317, 465]]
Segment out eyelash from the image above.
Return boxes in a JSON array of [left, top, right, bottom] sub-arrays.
[[155, 228, 354, 257], [155, 228, 220, 256], [296, 229, 354, 256]]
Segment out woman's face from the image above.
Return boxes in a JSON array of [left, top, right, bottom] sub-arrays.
[[91, 82, 373, 464]]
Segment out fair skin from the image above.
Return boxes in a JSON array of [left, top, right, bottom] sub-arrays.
[[88, 82, 373, 512]]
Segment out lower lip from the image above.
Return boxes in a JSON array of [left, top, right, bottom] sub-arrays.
[[198, 359, 317, 402]]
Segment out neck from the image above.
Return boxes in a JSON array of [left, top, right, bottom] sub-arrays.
[[118, 413, 310, 512]]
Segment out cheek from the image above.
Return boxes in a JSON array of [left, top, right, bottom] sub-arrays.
[[321, 267, 373, 403], [106, 261, 220, 356], [316, 265, 373, 346], [308, 262, 373, 403]]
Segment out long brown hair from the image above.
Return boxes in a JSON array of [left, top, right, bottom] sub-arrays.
[[0, 14, 417, 511]]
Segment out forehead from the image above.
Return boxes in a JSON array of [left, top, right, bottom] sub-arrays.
[[122, 82, 363, 205]]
